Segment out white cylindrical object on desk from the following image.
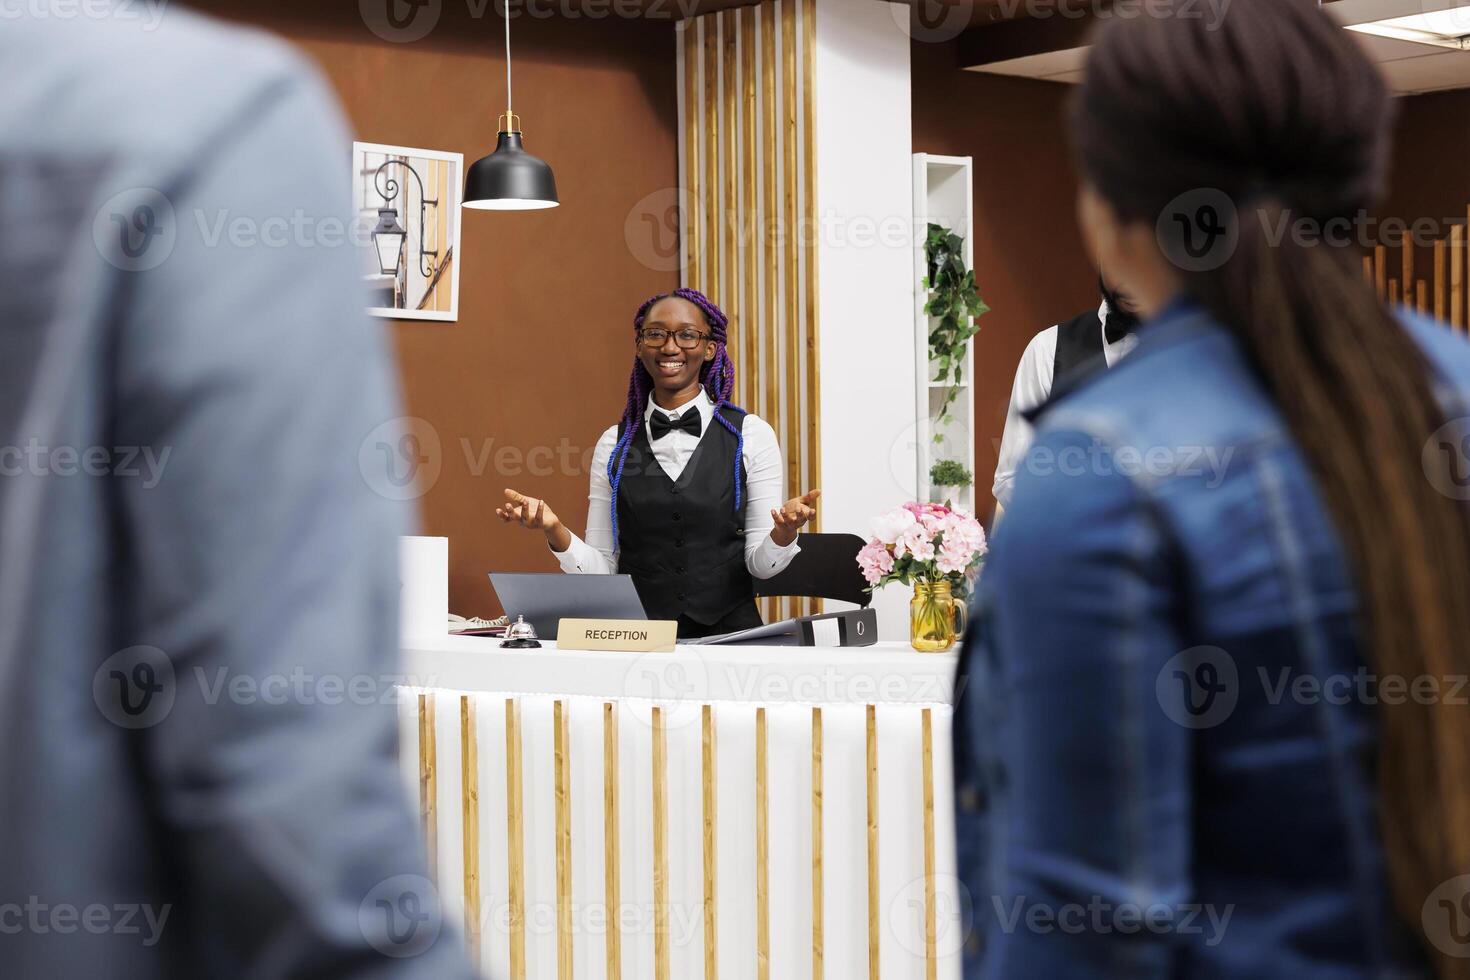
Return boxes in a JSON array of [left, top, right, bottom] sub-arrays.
[[400, 535, 449, 641]]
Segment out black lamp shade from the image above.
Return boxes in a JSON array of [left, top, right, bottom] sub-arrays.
[[463, 131, 559, 210], [370, 208, 407, 276]]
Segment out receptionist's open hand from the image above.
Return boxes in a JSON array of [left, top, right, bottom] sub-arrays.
[[497, 488, 572, 553], [769, 488, 820, 547]]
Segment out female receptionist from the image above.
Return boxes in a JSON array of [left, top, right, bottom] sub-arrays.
[[497, 288, 821, 639]]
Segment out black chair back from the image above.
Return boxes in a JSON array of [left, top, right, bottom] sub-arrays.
[[753, 532, 871, 608]]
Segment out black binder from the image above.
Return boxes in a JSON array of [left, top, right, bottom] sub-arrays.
[[683, 607, 878, 647]]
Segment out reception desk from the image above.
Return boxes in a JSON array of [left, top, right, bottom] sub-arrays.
[[395, 634, 964, 980]]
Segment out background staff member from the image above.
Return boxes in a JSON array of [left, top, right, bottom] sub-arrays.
[[499, 288, 820, 638], [991, 275, 1143, 513]]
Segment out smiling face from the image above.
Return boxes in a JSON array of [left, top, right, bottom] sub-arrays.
[[637, 296, 717, 402]]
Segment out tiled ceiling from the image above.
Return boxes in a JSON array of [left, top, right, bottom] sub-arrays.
[[959, 0, 1470, 95]]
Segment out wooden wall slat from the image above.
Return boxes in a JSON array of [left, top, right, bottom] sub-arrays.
[[555, 700, 573, 980], [461, 696, 481, 968], [1403, 230, 1414, 295], [703, 20, 720, 300], [418, 693, 437, 883], [800, 0, 821, 617], [922, 708, 937, 980], [653, 706, 670, 980], [604, 702, 623, 980], [865, 704, 879, 980], [722, 8, 739, 402], [742, 8, 759, 415], [684, 21, 702, 288], [756, 707, 771, 980], [1453, 226, 1464, 329], [801, 0, 820, 539], [505, 699, 526, 980], [1436, 239, 1447, 320], [812, 706, 824, 980], [703, 704, 720, 980]]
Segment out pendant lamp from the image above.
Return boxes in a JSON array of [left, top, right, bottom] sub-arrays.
[[462, 3, 559, 210]]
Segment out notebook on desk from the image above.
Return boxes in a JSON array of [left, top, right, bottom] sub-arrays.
[[488, 572, 647, 641]]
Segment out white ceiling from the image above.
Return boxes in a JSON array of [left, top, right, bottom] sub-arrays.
[[966, 0, 1470, 96]]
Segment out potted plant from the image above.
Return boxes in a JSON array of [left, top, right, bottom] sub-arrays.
[[929, 459, 973, 504], [856, 502, 987, 652], [923, 222, 989, 436]]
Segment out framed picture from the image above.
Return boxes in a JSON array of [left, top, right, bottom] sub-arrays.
[[353, 141, 463, 322]]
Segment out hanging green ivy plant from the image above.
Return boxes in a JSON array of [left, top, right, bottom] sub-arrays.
[[923, 222, 989, 435]]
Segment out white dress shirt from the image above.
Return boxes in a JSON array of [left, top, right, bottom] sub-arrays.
[[992, 300, 1140, 508], [553, 386, 802, 578]]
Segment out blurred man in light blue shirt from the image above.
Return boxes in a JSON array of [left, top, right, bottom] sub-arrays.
[[0, 4, 473, 977]]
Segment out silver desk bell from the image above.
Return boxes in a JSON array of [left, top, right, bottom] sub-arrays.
[[499, 614, 542, 649]]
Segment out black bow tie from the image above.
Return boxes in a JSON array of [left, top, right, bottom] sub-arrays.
[[650, 409, 702, 441], [1103, 308, 1139, 345]]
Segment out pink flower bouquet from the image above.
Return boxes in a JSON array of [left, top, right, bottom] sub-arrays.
[[856, 501, 988, 594]]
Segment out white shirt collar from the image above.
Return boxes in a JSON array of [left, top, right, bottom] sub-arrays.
[[644, 385, 714, 425], [1098, 298, 1140, 366]]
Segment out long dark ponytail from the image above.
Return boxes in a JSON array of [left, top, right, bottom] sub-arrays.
[[1074, 2, 1470, 975]]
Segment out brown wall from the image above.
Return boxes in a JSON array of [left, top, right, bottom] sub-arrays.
[[911, 39, 1097, 516], [1379, 89, 1470, 230], [186, 1, 681, 616], [1374, 89, 1470, 292]]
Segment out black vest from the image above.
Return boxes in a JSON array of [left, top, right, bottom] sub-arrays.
[[1052, 308, 1105, 388], [614, 405, 753, 625]]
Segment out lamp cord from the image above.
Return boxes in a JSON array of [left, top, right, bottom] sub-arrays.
[[504, 0, 512, 114]]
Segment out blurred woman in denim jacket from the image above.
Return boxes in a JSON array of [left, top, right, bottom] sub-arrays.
[[954, 1, 1470, 977]]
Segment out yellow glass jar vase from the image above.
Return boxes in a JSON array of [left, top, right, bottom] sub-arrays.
[[909, 580, 966, 653]]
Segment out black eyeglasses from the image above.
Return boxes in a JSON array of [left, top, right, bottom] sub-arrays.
[[638, 328, 710, 350]]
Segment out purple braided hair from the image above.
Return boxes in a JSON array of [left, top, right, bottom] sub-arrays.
[[607, 287, 744, 551]]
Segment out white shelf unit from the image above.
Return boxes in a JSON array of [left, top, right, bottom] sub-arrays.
[[913, 153, 977, 514]]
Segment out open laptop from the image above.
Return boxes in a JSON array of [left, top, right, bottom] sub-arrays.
[[488, 573, 648, 641]]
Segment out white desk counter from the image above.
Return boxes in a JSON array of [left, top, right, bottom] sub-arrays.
[[396, 633, 965, 980], [402, 634, 959, 705]]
